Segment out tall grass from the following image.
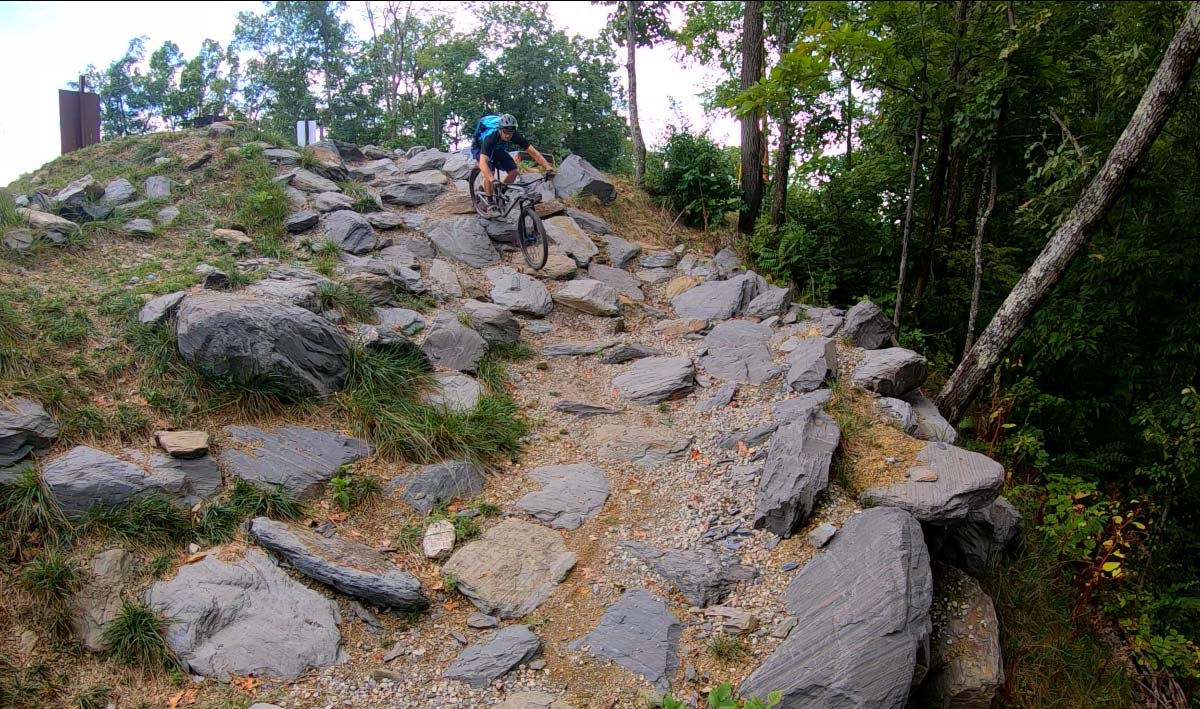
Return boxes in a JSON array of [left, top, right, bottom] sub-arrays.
[[101, 601, 179, 671]]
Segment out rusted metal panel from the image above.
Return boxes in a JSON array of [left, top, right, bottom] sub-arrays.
[[59, 89, 101, 154]]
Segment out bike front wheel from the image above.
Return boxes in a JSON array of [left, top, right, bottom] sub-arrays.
[[516, 205, 548, 271]]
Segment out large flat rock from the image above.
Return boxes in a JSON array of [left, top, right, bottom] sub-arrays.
[[594, 423, 692, 466], [249, 517, 429, 610], [543, 216, 599, 266], [752, 409, 841, 537], [852, 347, 928, 398], [487, 266, 553, 316], [612, 356, 695, 404], [219, 425, 372, 499], [861, 441, 1005, 524], [842, 300, 894, 349], [146, 548, 342, 680], [0, 397, 58, 467], [516, 464, 610, 530], [569, 588, 680, 691], [586, 263, 644, 302], [444, 625, 541, 689], [920, 564, 1004, 708], [386, 460, 486, 515], [739, 507, 933, 707], [620, 541, 757, 607], [443, 519, 577, 618], [670, 273, 759, 321], [420, 311, 488, 373], [460, 300, 520, 346], [425, 216, 500, 268], [698, 320, 782, 385], [42, 446, 217, 519]]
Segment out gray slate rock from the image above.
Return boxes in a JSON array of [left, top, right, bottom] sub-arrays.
[[119, 448, 222, 509], [552, 154, 616, 203], [772, 389, 833, 423], [621, 541, 757, 607], [670, 272, 760, 321], [740, 507, 932, 707], [2, 228, 33, 251], [552, 401, 623, 417], [553, 279, 620, 317], [861, 441, 1005, 524], [386, 461, 485, 516], [636, 268, 675, 285], [784, 337, 837, 393], [587, 263, 644, 301], [424, 373, 483, 413], [219, 425, 371, 499], [695, 383, 737, 412], [842, 300, 895, 349], [40, 447, 170, 518], [264, 148, 301, 166], [566, 208, 610, 234], [445, 625, 542, 689], [639, 252, 677, 269], [713, 247, 742, 275], [699, 320, 782, 385], [676, 253, 716, 279], [601, 343, 664, 365], [543, 216, 599, 266], [349, 158, 400, 182], [604, 235, 640, 268], [314, 191, 355, 212], [101, 178, 135, 205], [904, 392, 958, 443], [146, 548, 341, 680], [487, 266, 553, 316], [745, 284, 792, 319], [375, 307, 426, 336], [322, 210, 378, 254], [404, 149, 450, 173], [929, 496, 1022, 576], [144, 176, 172, 199], [244, 267, 332, 312], [594, 423, 692, 467], [176, 293, 352, 399], [753, 409, 841, 537], [420, 311, 488, 372], [124, 218, 155, 237], [444, 519, 577, 618], [460, 300, 519, 345], [0, 398, 58, 467], [70, 548, 134, 651], [569, 588, 680, 690], [426, 216, 500, 268], [429, 259, 463, 302], [517, 464, 610, 530], [880, 397, 918, 434], [543, 341, 618, 357], [380, 181, 442, 207], [290, 168, 341, 194], [441, 152, 474, 181], [249, 517, 429, 610], [809, 523, 838, 548], [852, 347, 928, 397], [612, 356, 695, 404], [716, 422, 778, 450], [798, 305, 846, 336], [156, 205, 180, 226], [920, 564, 1004, 708]]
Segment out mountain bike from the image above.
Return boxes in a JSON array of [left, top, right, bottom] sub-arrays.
[[467, 155, 553, 271]]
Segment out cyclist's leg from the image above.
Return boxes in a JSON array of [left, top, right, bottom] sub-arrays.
[[494, 151, 519, 185]]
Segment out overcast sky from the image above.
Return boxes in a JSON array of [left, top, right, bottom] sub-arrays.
[[0, 1, 738, 186]]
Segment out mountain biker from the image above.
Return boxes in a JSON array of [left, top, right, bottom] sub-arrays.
[[471, 114, 554, 214]]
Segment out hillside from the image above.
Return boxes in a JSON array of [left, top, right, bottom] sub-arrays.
[[2, 127, 1015, 708]]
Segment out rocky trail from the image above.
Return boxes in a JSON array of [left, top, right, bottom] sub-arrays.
[[1, 125, 1018, 708]]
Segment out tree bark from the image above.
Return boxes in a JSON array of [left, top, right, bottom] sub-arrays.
[[738, 0, 766, 235], [937, 2, 1200, 423], [769, 4, 793, 229], [627, 0, 647, 185], [964, 154, 996, 355], [893, 106, 927, 327], [846, 78, 853, 168]]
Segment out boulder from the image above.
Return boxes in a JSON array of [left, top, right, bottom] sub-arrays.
[[752, 408, 841, 537], [842, 300, 895, 349], [587, 263, 644, 301], [17, 207, 79, 234], [699, 320, 782, 385], [290, 168, 341, 194], [322, 210, 378, 254], [716, 422, 778, 451], [386, 461, 485, 515], [745, 284, 792, 319], [100, 178, 135, 205], [440, 152, 474, 181], [249, 517, 429, 610], [670, 272, 761, 321], [861, 441, 1005, 524], [314, 191, 355, 213], [620, 541, 757, 607], [604, 235, 640, 268], [552, 154, 616, 203], [118, 448, 222, 510], [880, 397, 918, 434], [146, 548, 341, 680], [156, 205, 180, 226], [553, 279, 620, 317], [712, 247, 742, 275], [929, 496, 1022, 576], [213, 228, 252, 248], [445, 625, 541, 689], [639, 252, 677, 269], [244, 267, 332, 312], [594, 423, 692, 467], [443, 519, 577, 618], [486, 266, 554, 316], [516, 464, 610, 530], [612, 356, 695, 404], [52, 175, 102, 206], [904, 392, 958, 443], [460, 300, 520, 345], [69, 548, 134, 651], [349, 158, 400, 182], [568, 589, 680, 690], [543, 216, 599, 266], [374, 307, 426, 336], [264, 148, 302, 166], [552, 402, 623, 417], [285, 210, 320, 234], [676, 253, 716, 279], [423, 373, 483, 413], [144, 176, 173, 199], [39, 447, 166, 518], [420, 311, 488, 372], [423, 519, 456, 560], [636, 268, 675, 285], [403, 149, 450, 173], [852, 347, 928, 398], [219, 425, 372, 499], [429, 259, 463, 302], [426, 216, 500, 268], [380, 181, 442, 207], [665, 276, 701, 301], [0, 398, 58, 467], [739, 507, 932, 706], [600, 343, 664, 365], [783, 337, 837, 393], [920, 564, 1004, 708], [566, 208, 610, 234]]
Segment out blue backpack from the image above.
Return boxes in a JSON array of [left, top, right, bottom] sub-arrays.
[[473, 114, 503, 149]]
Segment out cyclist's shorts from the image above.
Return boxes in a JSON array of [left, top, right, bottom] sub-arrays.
[[470, 148, 518, 173]]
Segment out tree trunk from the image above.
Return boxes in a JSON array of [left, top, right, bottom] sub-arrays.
[[964, 154, 996, 355], [738, 0, 766, 235], [893, 106, 927, 327], [937, 2, 1200, 423], [769, 4, 793, 229], [846, 78, 853, 168], [627, 0, 647, 185]]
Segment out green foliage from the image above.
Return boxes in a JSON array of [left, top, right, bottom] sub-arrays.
[[338, 181, 379, 213], [318, 281, 374, 322], [227, 478, 305, 521], [73, 686, 112, 709], [85, 494, 192, 546], [330, 471, 382, 511], [0, 465, 70, 554], [705, 635, 745, 663], [663, 682, 781, 709], [645, 129, 740, 229], [0, 657, 57, 709], [101, 601, 178, 670], [20, 550, 82, 605]]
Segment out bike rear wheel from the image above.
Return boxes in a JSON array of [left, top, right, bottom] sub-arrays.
[[517, 205, 548, 270], [467, 167, 489, 216]]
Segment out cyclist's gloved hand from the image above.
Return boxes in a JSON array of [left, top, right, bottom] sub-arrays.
[[544, 169, 555, 179]]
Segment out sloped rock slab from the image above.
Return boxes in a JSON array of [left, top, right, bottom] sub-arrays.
[[0, 397, 58, 467], [426, 216, 500, 268], [567, 208, 610, 234], [138, 291, 185, 325], [739, 507, 933, 706], [445, 625, 542, 689], [928, 496, 1021, 576], [42, 446, 207, 519], [146, 548, 342, 681], [784, 337, 837, 393], [841, 300, 895, 349], [861, 441, 1005, 524], [487, 266, 553, 316], [517, 464, 610, 530], [920, 564, 1004, 708], [601, 343, 663, 365], [552, 155, 616, 204], [620, 541, 757, 607], [387, 461, 485, 515], [423, 373, 483, 413], [443, 519, 577, 619], [249, 517, 428, 610], [380, 181, 442, 207], [670, 273, 758, 321], [587, 263, 644, 301], [460, 300, 520, 345], [219, 425, 372, 499], [613, 356, 695, 404], [552, 401, 622, 417], [543, 216, 599, 266], [554, 279, 620, 317], [244, 267, 332, 312], [594, 423, 692, 466], [420, 311, 488, 372], [569, 588, 680, 690], [699, 320, 781, 385], [753, 409, 841, 537], [70, 548, 134, 651], [904, 392, 958, 443], [852, 347, 928, 398]]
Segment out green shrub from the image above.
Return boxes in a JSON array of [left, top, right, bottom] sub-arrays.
[[101, 601, 178, 670], [85, 495, 192, 546], [645, 129, 740, 230]]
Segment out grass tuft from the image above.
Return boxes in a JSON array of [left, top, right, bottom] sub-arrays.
[[338, 181, 380, 212], [0, 465, 71, 554], [228, 478, 305, 521], [318, 281, 374, 322], [0, 656, 56, 708], [85, 495, 192, 546], [19, 549, 82, 604], [101, 601, 179, 671], [706, 634, 746, 663], [330, 472, 382, 511]]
